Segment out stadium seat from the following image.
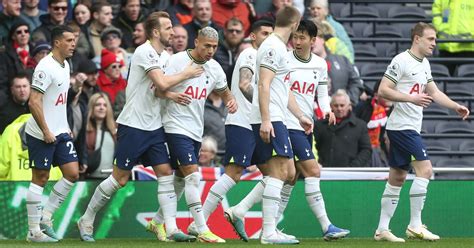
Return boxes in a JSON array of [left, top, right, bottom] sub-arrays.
[[434, 158, 474, 180], [424, 139, 452, 151], [445, 84, 474, 97], [362, 25, 403, 38], [385, 43, 411, 57], [359, 63, 388, 77], [354, 44, 378, 57], [340, 5, 380, 18], [421, 119, 438, 133], [430, 63, 451, 78], [371, 3, 403, 18], [459, 140, 474, 151], [330, 3, 348, 18], [434, 121, 474, 134], [392, 23, 416, 38], [343, 24, 355, 38], [387, 6, 427, 19], [454, 64, 474, 77], [423, 103, 450, 115]]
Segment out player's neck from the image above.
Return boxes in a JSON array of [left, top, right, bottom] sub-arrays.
[[294, 49, 311, 61], [51, 50, 65, 66], [273, 27, 291, 44], [409, 47, 425, 60], [189, 49, 206, 63], [149, 39, 165, 55]]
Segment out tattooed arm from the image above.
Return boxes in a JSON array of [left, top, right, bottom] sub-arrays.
[[239, 67, 254, 102]]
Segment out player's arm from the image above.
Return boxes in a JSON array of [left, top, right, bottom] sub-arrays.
[[258, 67, 275, 143], [378, 76, 432, 107], [425, 81, 470, 120], [215, 87, 238, 114], [288, 91, 313, 134], [28, 90, 56, 143], [149, 62, 203, 92], [155, 89, 191, 106], [316, 82, 336, 125], [239, 67, 254, 102]]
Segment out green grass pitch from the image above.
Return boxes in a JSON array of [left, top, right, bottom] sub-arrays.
[[1, 238, 473, 248]]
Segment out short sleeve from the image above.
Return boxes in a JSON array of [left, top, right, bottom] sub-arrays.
[[259, 47, 281, 72], [426, 62, 434, 83], [214, 66, 228, 91], [137, 48, 162, 74], [384, 57, 403, 84], [239, 51, 255, 73], [164, 55, 178, 75], [319, 61, 329, 85], [31, 69, 52, 94]]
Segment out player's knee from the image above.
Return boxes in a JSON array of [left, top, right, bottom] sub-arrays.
[[64, 172, 79, 183], [185, 172, 201, 186], [115, 177, 129, 187]]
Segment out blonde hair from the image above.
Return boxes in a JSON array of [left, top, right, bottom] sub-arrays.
[[86, 92, 116, 135], [201, 136, 217, 154], [312, 19, 334, 38]]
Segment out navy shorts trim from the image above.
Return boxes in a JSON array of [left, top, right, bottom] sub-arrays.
[[386, 129, 429, 171], [251, 121, 293, 165], [27, 133, 78, 169], [165, 133, 201, 169], [289, 129, 315, 162], [115, 124, 170, 170], [223, 125, 256, 167]]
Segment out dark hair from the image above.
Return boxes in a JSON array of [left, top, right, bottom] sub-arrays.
[[411, 22, 436, 42], [10, 71, 31, 87], [250, 18, 274, 34], [296, 19, 318, 38], [48, 0, 68, 6], [275, 6, 301, 28], [225, 17, 243, 29], [51, 25, 74, 44], [144, 11, 170, 39], [91, 1, 111, 14]]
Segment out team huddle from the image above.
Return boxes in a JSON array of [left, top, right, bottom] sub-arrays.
[[24, 5, 469, 245]]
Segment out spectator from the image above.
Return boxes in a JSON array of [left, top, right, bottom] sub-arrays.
[[203, 91, 227, 155], [214, 17, 244, 83], [96, 49, 127, 104], [315, 19, 353, 63], [75, 58, 100, 101], [113, 0, 145, 50], [21, 0, 47, 31], [67, 22, 90, 73], [255, 0, 293, 21], [26, 40, 51, 70], [0, 114, 62, 180], [0, 72, 30, 134], [0, 20, 32, 104], [84, 92, 116, 179], [166, 0, 193, 26], [314, 89, 372, 167], [212, 0, 251, 35], [312, 20, 363, 105], [183, 0, 222, 48], [198, 136, 219, 167], [93, 27, 131, 78], [31, 0, 68, 43], [77, 1, 114, 59], [72, 2, 91, 27], [307, 0, 354, 62], [171, 25, 188, 53], [0, 0, 23, 46]]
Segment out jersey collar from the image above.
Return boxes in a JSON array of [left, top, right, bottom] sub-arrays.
[[293, 50, 312, 63], [407, 49, 423, 63], [186, 49, 206, 64]]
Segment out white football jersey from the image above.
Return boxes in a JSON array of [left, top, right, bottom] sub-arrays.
[[26, 54, 71, 139], [286, 51, 329, 131], [225, 47, 257, 130], [162, 50, 228, 142], [384, 50, 433, 133], [249, 34, 292, 124], [116, 41, 170, 131]]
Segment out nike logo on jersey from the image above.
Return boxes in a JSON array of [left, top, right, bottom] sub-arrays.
[[411, 72, 418, 76]]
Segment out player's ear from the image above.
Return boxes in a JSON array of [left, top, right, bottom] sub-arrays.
[[194, 38, 198, 48]]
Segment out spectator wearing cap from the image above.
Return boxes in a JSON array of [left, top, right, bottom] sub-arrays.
[[0, 0, 24, 46], [183, 0, 222, 48], [31, 0, 68, 43], [96, 49, 127, 104], [20, 0, 47, 31], [0, 20, 32, 104], [112, 0, 145, 51], [92, 27, 131, 78], [26, 40, 51, 69]]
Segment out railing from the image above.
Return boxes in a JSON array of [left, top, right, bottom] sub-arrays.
[[322, 167, 474, 172], [356, 57, 474, 64]]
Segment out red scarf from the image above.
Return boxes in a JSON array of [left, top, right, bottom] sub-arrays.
[[13, 42, 29, 66]]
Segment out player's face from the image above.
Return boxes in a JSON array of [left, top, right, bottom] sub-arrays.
[[418, 28, 437, 57], [12, 25, 30, 46], [93, 97, 108, 120], [11, 77, 30, 104], [158, 18, 174, 47], [253, 26, 273, 48], [195, 36, 218, 61], [331, 95, 351, 118], [57, 31, 76, 58], [292, 30, 314, 54]]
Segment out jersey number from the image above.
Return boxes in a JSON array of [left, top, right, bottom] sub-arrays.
[[66, 141, 78, 157]]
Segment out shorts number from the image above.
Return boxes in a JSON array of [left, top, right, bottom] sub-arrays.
[[66, 141, 78, 157]]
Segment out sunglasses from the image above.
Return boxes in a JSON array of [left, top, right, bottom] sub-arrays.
[[227, 29, 242, 34], [105, 34, 120, 40], [110, 64, 122, 69], [52, 6, 68, 11], [16, 29, 29, 35]]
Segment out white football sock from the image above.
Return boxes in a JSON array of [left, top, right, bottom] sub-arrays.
[[184, 172, 208, 233], [305, 177, 331, 232], [377, 183, 401, 232], [262, 177, 283, 237], [26, 183, 44, 233], [233, 177, 266, 219], [203, 173, 236, 220], [82, 175, 121, 224], [157, 175, 178, 233], [275, 183, 293, 225], [154, 176, 185, 224], [409, 177, 429, 229], [42, 178, 74, 222]]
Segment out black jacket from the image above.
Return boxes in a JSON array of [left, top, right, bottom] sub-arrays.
[[214, 41, 237, 85], [32, 14, 57, 43], [203, 99, 227, 155], [113, 11, 145, 50], [314, 112, 372, 167], [326, 52, 363, 105], [0, 97, 29, 134], [0, 42, 32, 106]]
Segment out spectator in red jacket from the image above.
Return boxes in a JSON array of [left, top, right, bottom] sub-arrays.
[[96, 49, 126, 104]]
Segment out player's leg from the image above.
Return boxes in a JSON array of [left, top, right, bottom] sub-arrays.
[[275, 159, 296, 226]]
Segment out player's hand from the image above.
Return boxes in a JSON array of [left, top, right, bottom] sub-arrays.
[[298, 115, 314, 135], [170, 92, 192, 106], [322, 111, 336, 125], [226, 99, 238, 113], [260, 120, 275, 144], [455, 104, 470, 120], [183, 61, 204, 79], [411, 93, 432, 107], [43, 130, 56, 144]]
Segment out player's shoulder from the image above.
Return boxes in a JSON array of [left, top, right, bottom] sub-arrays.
[[239, 47, 257, 59], [35, 55, 54, 70], [311, 53, 326, 65]]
